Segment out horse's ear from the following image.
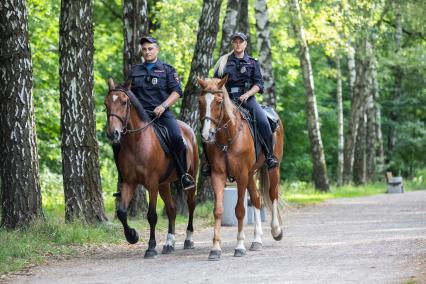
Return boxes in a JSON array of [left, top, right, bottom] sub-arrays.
[[197, 76, 208, 90], [108, 77, 115, 91], [217, 74, 228, 89], [124, 79, 132, 90]]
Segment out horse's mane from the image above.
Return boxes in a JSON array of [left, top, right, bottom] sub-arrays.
[[206, 78, 236, 124], [116, 84, 151, 122], [213, 51, 233, 77]]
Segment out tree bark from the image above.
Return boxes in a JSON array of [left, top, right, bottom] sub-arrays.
[[122, 0, 148, 79], [347, 41, 356, 99], [122, 0, 149, 217], [289, 0, 330, 191], [0, 0, 43, 229], [343, 40, 371, 184], [371, 56, 385, 175], [336, 54, 344, 186], [388, 6, 402, 155], [60, 0, 107, 224], [254, 0, 276, 107], [353, 112, 367, 185], [179, 0, 223, 206], [219, 0, 241, 56]]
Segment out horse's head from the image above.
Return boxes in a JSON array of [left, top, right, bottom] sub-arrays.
[[104, 78, 132, 144], [197, 75, 230, 143]]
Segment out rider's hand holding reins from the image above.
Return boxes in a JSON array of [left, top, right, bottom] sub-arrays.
[[239, 93, 251, 103], [154, 103, 167, 117]]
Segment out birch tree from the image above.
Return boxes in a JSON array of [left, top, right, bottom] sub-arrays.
[[59, 0, 107, 224], [219, 0, 241, 56], [0, 0, 43, 228]]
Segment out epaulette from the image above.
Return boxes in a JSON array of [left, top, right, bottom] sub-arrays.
[[248, 56, 258, 62]]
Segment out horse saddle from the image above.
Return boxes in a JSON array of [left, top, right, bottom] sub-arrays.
[[152, 122, 172, 156], [238, 104, 280, 162]]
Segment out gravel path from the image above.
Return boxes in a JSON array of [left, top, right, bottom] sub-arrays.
[[5, 191, 426, 284]]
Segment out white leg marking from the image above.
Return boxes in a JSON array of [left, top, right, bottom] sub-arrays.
[[112, 94, 118, 102], [185, 230, 193, 242], [253, 208, 263, 243], [164, 233, 175, 247], [271, 199, 281, 237], [236, 231, 246, 250], [202, 93, 214, 141]]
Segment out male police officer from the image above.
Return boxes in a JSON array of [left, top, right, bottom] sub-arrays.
[[201, 32, 278, 175], [128, 36, 195, 190]]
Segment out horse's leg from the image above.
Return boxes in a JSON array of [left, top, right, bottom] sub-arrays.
[[158, 183, 176, 254], [144, 185, 159, 259], [269, 167, 283, 241], [117, 183, 139, 244], [184, 187, 196, 249], [234, 173, 248, 257], [208, 172, 226, 261], [246, 174, 263, 251]]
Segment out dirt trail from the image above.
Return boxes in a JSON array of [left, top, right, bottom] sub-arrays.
[[5, 191, 426, 284]]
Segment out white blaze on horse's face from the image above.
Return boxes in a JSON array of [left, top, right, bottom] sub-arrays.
[[201, 93, 214, 141]]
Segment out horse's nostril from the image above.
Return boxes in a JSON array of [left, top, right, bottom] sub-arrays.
[[113, 130, 120, 140]]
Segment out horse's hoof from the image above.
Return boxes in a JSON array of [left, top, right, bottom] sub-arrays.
[[208, 250, 221, 261], [144, 249, 158, 259], [184, 240, 194, 250], [249, 242, 263, 251], [125, 228, 139, 244], [234, 249, 246, 257], [162, 245, 175, 254], [273, 228, 283, 241]]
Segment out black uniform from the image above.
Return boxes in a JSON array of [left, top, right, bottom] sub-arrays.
[[214, 52, 278, 169], [128, 60, 194, 189]]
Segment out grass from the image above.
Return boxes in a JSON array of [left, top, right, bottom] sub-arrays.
[[282, 181, 424, 205]]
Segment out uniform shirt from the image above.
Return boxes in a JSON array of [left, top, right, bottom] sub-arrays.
[[214, 53, 264, 95], [128, 60, 182, 111]]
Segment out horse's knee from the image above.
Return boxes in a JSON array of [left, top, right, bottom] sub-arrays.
[[117, 208, 127, 223], [214, 205, 223, 219], [235, 205, 245, 220], [147, 206, 157, 225]]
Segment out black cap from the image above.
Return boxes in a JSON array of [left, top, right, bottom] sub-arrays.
[[140, 36, 158, 45], [231, 32, 247, 41]]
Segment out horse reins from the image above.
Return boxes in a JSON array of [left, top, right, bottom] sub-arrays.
[[107, 88, 158, 135]]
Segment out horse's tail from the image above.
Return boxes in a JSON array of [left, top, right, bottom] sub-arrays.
[[258, 166, 284, 226]]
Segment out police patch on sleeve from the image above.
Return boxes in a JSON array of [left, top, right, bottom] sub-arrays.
[[173, 72, 180, 83]]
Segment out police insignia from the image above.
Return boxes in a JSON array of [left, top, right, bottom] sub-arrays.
[[240, 66, 246, 73], [174, 73, 180, 83], [152, 77, 158, 85]]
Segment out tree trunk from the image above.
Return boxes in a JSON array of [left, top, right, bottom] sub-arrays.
[[353, 112, 367, 185], [122, 0, 149, 217], [219, 0, 241, 56], [336, 54, 344, 186], [366, 92, 377, 182], [60, 0, 107, 224], [347, 41, 356, 99], [289, 0, 329, 191], [179, 0, 223, 206], [0, 0, 43, 229], [237, 0, 252, 53], [254, 0, 276, 107], [122, 0, 148, 79], [388, 7, 402, 155], [371, 56, 385, 175], [343, 40, 371, 184]]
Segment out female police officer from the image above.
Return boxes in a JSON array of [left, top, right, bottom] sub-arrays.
[[202, 32, 278, 175], [127, 36, 195, 190]]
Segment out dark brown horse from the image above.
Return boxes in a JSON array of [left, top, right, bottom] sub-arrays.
[[197, 76, 284, 260], [105, 78, 198, 258]]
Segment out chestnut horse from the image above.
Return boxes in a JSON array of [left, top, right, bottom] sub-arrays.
[[197, 76, 284, 260], [105, 78, 198, 258]]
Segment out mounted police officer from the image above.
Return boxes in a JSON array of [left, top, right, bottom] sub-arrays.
[[201, 32, 279, 175], [127, 36, 195, 190]]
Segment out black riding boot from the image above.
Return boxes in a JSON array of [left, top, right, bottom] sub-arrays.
[[200, 143, 211, 176], [172, 148, 195, 191], [263, 136, 279, 170]]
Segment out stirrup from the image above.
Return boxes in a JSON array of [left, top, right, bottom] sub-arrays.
[[266, 156, 279, 170], [181, 174, 195, 191], [201, 163, 211, 176]]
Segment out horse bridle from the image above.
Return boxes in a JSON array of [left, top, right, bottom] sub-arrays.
[[107, 88, 157, 135]]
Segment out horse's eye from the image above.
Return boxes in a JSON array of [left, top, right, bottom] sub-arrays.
[[122, 101, 127, 106]]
